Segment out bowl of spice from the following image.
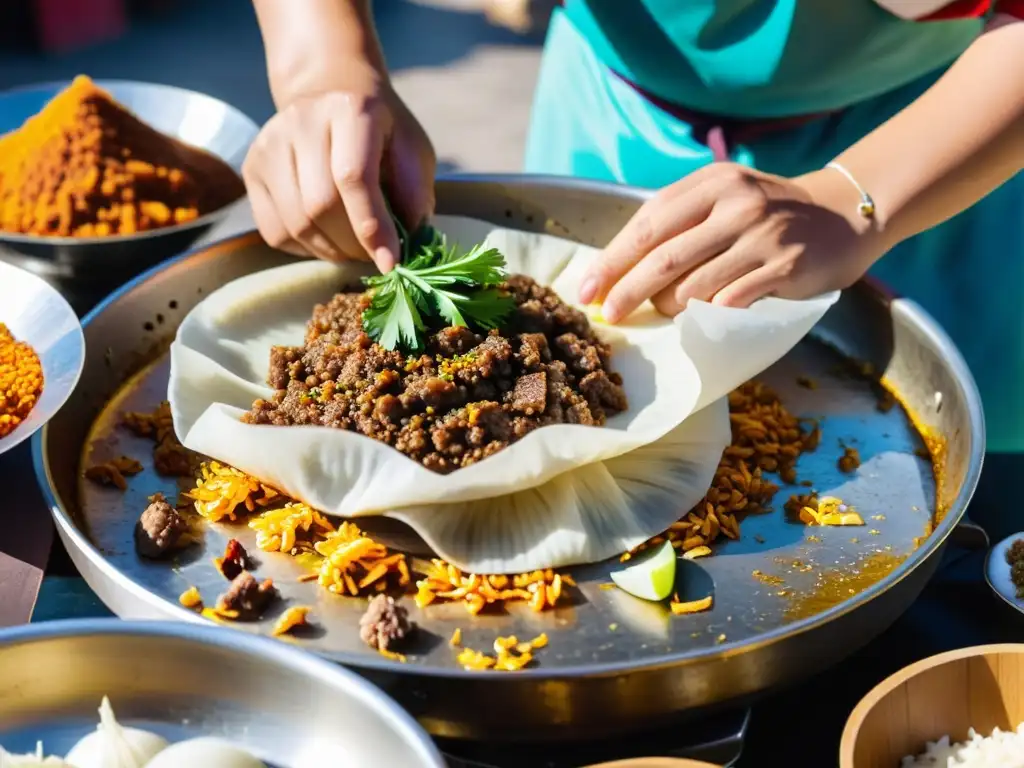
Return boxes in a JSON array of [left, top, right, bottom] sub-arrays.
[[0, 260, 83, 457], [0, 76, 255, 284], [984, 533, 1024, 618]]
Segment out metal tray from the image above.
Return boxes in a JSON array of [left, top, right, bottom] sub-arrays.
[[0, 619, 445, 768], [34, 176, 985, 742]]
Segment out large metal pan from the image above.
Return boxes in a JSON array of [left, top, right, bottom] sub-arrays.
[[33, 176, 985, 742]]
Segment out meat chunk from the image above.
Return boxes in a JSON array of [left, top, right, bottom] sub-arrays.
[[511, 372, 547, 414], [134, 496, 189, 559], [359, 594, 415, 652], [579, 370, 628, 415], [215, 572, 278, 620], [214, 538, 251, 580]]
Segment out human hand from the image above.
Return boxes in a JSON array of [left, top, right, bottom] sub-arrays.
[[579, 164, 885, 323], [242, 85, 435, 272]]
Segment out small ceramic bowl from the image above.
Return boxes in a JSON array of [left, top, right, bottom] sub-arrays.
[[0, 260, 84, 457], [985, 534, 1024, 617], [840, 644, 1024, 767]]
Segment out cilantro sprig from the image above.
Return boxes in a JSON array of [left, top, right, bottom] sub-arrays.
[[361, 215, 514, 353]]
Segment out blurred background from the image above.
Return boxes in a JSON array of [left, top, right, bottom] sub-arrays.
[[0, 0, 555, 173]]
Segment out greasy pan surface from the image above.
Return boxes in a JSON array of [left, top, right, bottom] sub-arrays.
[[34, 176, 985, 740]]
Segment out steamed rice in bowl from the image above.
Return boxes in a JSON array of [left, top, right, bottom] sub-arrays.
[[902, 725, 1024, 767]]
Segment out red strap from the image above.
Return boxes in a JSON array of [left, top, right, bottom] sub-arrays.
[[995, 0, 1024, 17]]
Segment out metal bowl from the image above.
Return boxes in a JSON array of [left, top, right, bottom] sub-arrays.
[[0, 260, 84, 457], [0, 619, 446, 768], [0, 80, 258, 284]]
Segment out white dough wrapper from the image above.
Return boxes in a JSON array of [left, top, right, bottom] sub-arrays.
[[169, 215, 837, 571]]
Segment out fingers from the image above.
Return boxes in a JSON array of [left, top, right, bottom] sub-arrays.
[[601, 216, 736, 323], [244, 171, 306, 257], [711, 265, 779, 308], [331, 110, 400, 272], [649, 245, 763, 316], [581, 184, 715, 306]]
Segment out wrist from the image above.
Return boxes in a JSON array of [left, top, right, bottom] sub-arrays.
[[269, 55, 388, 109], [794, 167, 891, 268]]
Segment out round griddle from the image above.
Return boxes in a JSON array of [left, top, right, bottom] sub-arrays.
[[33, 176, 985, 742]]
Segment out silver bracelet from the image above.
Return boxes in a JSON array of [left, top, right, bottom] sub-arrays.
[[825, 161, 876, 219]]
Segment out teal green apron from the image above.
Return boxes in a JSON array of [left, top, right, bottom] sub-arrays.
[[524, 1, 1022, 453]]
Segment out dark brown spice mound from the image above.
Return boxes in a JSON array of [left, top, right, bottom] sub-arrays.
[[244, 275, 628, 474], [1006, 538, 1024, 598]]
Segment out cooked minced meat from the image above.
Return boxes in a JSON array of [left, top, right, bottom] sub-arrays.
[[134, 496, 188, 559], [359, 595, 415, 651], [215, 572, 277, 620], [244, 275, 628, 473]]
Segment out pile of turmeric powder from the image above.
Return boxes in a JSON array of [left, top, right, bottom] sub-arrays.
[[0, 75, 245, 238], [0, 323, 44, 439]]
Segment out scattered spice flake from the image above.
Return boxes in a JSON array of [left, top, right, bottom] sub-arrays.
[[837, 445, 861, 473], [379, 648, 407, 663], [456, 632, 547, 672], [869, 529, 881, 536], [753, 534, 766, 544], [415, 561, 569, 615], [806, 535, 822, 543], [599, 582, 617, 590], [608, 623, 619, 631], [682, 545, 712, 560], [272, 605, 311, 636], [449, 628, 462, 647], [752, 570, 784, 586], [871, 514, 886, 521], [796, 376, 817, 389], [670, 595, 713, 615], [783, 553, 906, 620], [716, 634, 727, 644], [297, 573, 318, 583], [178, 586, 202, 609]]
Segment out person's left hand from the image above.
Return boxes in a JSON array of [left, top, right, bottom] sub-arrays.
[[578, 163, 886, 323]]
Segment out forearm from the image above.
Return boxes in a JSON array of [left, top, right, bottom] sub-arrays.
[[252, 0, 389, 107], [813, 18, 1024, 253]]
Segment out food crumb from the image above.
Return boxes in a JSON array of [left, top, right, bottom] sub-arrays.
[[599, 583, 617, 590], [682, 546, 712, 560], [869, 529, 881, 536], [753, 534, 766, 544], [608, 623, 618, 632], [797, 495, 865, 527], [213, 538, 250, 581], [272, 606, 311, 636], [715, 634, 727, 644], [178, 586, 202, 609], [359, 594, 415, 652], [450, 628, 462, 647], [670, 595, 713, 615], [796, 376, 817, 389], [84, 455, 143, 490], [837, 445, 861, 473]]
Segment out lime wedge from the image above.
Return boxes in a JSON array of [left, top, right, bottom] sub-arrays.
[[610, 541, 677, 601]]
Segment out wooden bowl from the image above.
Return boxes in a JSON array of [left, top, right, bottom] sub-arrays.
[[840, 644, 1024, 767]]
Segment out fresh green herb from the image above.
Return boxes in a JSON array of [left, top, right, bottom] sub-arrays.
[[361, 216, 514, 353]]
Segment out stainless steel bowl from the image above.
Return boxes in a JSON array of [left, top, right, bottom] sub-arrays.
[[0, 260, 84, 457], [0, 619, 446, 768], [0, 80, 259, 285]]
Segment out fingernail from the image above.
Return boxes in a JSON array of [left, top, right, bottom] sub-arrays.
[[601, 301, 620, 324], [579, 277, 599, 305], [374, 247, 397, 273]]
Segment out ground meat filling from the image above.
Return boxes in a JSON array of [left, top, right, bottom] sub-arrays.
[[244, 275, 628, 473], [215, 571, 277, 620], [134, 496, 188, 559], [359, 594, 415, 652], [214, 538, 251, 581]]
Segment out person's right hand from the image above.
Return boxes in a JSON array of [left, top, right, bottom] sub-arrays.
[[242, 85, 436, 273]]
